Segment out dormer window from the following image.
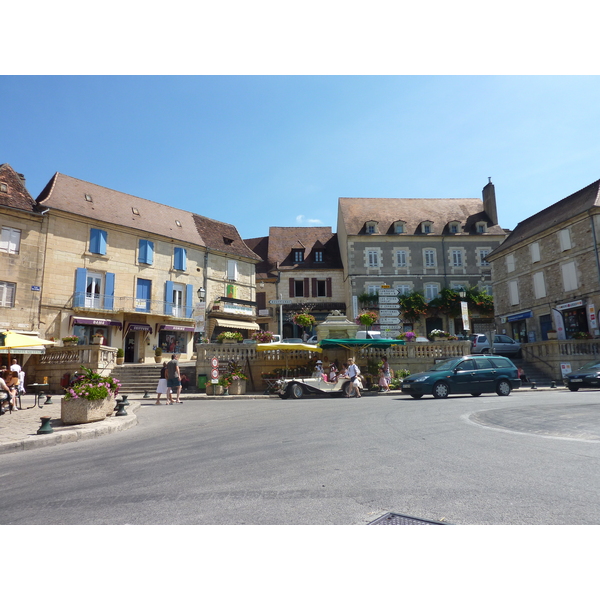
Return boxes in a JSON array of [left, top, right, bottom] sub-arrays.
[[85, 194, 93, 202], [175, 220, 182, 228], [0, 183, 8, 193], [223, 237, 234, 245], [394, 221, 405, 234], [449, 221, 461, 234], [314, 250, 323, 262], [476, 221, 487, 234], [132, 207, 140, 215], [421, 221, 433, 234], [365, 221, 379, 234], [293, 250, 304, 262]]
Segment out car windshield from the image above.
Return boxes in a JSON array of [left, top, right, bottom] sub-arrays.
[[429, 358, 462, 371], [578, 361, 600, 371]]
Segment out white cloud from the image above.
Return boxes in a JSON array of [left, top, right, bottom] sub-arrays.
[[296, 214, 323, 226]]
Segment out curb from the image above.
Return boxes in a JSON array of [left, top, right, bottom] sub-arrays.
[[0, 401, 140, 455]]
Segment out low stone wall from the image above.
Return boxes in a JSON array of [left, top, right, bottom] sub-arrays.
[[522, 339, 600, 381]]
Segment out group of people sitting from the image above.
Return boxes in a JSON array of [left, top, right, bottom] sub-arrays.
[[1, 359, 26, 413], [313, 357, 365, 397]]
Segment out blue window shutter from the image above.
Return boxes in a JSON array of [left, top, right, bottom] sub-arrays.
[[139, 240, 154, 265], [105, 272, 115, 309], [90, 228, 107, 255], [74, 268, 87, 307], [165, 280, 174, 315], [185, 284, 193, 318], [174, 247, 187, 271], [136, 278, 151, 312]]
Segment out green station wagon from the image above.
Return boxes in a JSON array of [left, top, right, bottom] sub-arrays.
[[401, 355, 521, 399]]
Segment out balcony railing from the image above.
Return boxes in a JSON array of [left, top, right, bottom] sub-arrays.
[[72, 293, 197, 318]]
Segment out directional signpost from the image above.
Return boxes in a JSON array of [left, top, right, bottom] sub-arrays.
[[269, 297, 293, 338]]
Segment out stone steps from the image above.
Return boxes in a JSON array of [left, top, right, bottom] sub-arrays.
[[111, 362, 197, 394]]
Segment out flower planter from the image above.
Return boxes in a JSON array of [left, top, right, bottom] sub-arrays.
[[222, 339, 238, 344], [228, 380, 247, 395], [61, 394, 114, 425], [63, 341, 78, 347], [547, 332, 558, 340], [92, 337, 103, 345], [154, 356, 162, 363], [116, 357, 124, 365], [206, 384, 224, 395]]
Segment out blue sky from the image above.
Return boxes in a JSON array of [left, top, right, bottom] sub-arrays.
[[3, 75, 600, 240]]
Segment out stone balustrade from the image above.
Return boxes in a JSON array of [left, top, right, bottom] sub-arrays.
[[522, 339, 600, 380]]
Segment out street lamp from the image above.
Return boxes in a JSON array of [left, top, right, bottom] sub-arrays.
[[197, 287, 206, 301]]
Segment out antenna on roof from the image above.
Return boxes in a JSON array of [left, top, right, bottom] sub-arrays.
[[488, 177, 492, 183]]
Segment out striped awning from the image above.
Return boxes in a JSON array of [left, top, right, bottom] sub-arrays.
[[213, 318, 260, 331]]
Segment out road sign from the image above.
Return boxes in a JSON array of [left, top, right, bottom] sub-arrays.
[[378, 289, 398, 296], [379, 309, 400, 317], [269, 299, 293, 305], [210, 368, 219, 380], [380, 317, 401, 325], [379, 296, 400, 303], [210, 357, 219, 368]]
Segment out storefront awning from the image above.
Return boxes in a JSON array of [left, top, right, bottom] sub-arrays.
[[0, 346, 46, 354], [159, 324, 195, 332], [125, 322, 153, 334], [71, 317, 123, 329], [213, 319, 260, 331]]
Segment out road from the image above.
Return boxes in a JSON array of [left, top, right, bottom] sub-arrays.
[[2, 389, 600, 525]]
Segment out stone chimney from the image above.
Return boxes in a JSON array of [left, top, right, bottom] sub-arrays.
[[482, 177, 498, 226]]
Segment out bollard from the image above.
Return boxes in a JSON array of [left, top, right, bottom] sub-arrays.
[[37, 416, 54, 435], [115, 401, 128, 416], [143, 390, 150, 398], [530, 381, 537, 389], [44, 394, 53, 405], [551, 381, 557, 388], [120, 394, 129, 406]]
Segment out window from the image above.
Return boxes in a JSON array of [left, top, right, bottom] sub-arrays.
[[451, 249, 463, 267], [562, 261, 578, 291], [508, 280, 519, 305], [366, 221, 378, 234], [506, 253, 515, 273], [171, 283, 185, 317], [367, 285, 380, 295], [295, 279, 305, 297], [395, 283, 411, 295], [367, 250, 380, 268], [74, 268, 115, 309], [533, 271, 546, 299], [449, 221, 460, 234], [84, 194, 93, 202], [138, 239, 154, 265], [136, 278, 152, 312], [394, 222, 405, 234], [89, 228, 107, 255], [479, 249, 490, 267], [0, 226, 21, 254], [85, 272, 104, 309], [310, 278, 332, 297], [480, 284, 493, 296], [424, 249, 436, 268], [314, 250, 323, 262], [530, 242, 540, 263], [396, 250, 407, 268], [0, 281, 15, 307], [0, 183, 7, 193], [173, 247, 187, 271], [559, 228, 572, 251], [293, 250, 304, 263], [422, 222, 432, 234], [227, 260, 239, 281], [289, 277, 308, 298], [424, 283, 439, 301], [476, 222, 487, 233]]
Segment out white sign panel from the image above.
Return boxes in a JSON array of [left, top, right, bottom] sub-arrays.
[[379, 289, 398, 296], [269, 299, 293, 305], [379, 310, 400, 317], [560, 363, 572, 376], [380, 317, 401, 324], [379, 296, 400, 303]]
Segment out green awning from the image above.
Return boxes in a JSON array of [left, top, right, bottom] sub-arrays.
[[319, 338, 406, 349]]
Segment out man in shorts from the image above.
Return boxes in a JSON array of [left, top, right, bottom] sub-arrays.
[[166, 354, 182, 404]]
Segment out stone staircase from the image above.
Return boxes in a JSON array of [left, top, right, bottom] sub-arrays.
[[111, 361, 197, 395], [510, 358, 561, 388]]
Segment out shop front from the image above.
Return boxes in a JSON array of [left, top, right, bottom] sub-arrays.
[[506, 310, 532, 344], [71, 316, 122, 346], [124, 322, 153, 363], [158, 324, 195, 355], [553, 300, 588, 339]]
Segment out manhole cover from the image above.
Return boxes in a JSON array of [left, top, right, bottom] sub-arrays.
[[368, 512, 447, 525]]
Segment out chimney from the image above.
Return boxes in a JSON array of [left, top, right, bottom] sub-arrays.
[[482, 177, 498, 226]]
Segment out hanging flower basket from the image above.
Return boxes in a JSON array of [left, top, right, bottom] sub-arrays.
[[357, 311, 378, 328], [292, 313, 316, 328]]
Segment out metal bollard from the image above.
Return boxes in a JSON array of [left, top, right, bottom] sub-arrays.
[[37, 416, 54, 435], [115, 401, 128, 416], [120, 394, 129, 406], [143, 390, 150, 398], [44, 394, 53, 405], [551, 381, 557, 388], [530, 381, 537, 389]]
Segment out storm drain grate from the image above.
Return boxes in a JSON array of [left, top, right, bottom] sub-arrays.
[[368, 512, 448, 525]]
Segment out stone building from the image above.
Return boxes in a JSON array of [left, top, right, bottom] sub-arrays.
[[487, 177, 600, 342], [0, 164, 46, 361], [244, 227, 345, 339], [34, 172, 260, 361], [336, 180, 508, 337]]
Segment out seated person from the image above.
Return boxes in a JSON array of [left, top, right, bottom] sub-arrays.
[[0, 373, 17, 410], [329, 362, 338, 383], [180, 373, 190, 390]]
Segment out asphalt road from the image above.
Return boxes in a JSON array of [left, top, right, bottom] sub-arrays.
[[3, 388, 600, 525]]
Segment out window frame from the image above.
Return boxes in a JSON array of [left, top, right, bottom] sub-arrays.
[[424, 249, 436, 268], [0, 280, 16, 307], [0, 226, 21, 255]]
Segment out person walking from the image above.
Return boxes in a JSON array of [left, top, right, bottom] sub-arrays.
[[347, 357, 362, 398], [381, 356, 391, 392], [166, 354, 182, 403], [155, 361, 169, 404]]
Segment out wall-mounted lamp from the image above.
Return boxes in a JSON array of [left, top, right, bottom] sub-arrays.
[[197, 287, 206, 301]]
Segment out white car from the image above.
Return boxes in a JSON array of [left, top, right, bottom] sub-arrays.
[[277, 375, 358, 399], [306, 335, 318, 344]]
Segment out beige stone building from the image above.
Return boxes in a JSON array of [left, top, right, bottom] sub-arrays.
[[35, 172, 260, 361], [487, 177, 600, 342], [244, 227, 345, 339], [336, 180, 508, 337], [0, 164, 47, 363]]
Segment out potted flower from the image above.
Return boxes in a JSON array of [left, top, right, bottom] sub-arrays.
[[62, 335, 79, 347], [547, 329, 558, 340], [252, 330, 275, 343], [292, 312, 316, 329], [92, 332, 104, 345], [217, 331, 243, 344], [154, 346, 163, 363], [357, 311, 379, 328], [429, 329, 449, 341], [398, 331, 416, 342], [573, 331, 592, 340], [116, 348, 125, 365], [61, 366, 121, 424]]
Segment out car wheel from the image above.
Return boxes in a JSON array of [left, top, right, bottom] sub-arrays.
[[342, 382, 357, 398], [410, 393, 423, 399], [568, 385, 580, 392], [496, 380, 511, 396], [289, 383, 303, 399], [432, 381, 450, 399], [481, 348, 490, 354], [471, 392, 482, 397]]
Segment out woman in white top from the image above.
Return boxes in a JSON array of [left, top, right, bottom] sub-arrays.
[[346, 358, 362, 398]]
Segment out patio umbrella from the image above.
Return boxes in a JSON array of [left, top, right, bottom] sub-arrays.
[[256, 342, 322, 377], [0, 331, 56, 365]]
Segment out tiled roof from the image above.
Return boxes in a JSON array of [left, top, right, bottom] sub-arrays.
[[35, 172, 259, 260], [244, 236, 271, 278], [245, 227, 343, 273], [338, 197, 505, 236], [0, 164, 37, 213], [487, 179, 600, 258]]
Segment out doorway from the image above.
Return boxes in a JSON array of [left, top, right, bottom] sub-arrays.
[[125, 332, 136, 363]]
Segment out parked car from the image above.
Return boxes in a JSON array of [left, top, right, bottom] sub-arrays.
[[282, 338, 304, 344], [564, 360, 600, 391], [277, 374, 357, 399], [400, 355, 521, 399], [470, 334, 522, 357], [306, 335, 318, 344], [356, 330, 381, 340]]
